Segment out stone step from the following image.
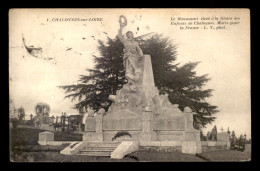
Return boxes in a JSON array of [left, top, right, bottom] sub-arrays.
[[85, 145, 119, 148], [81, 148, 114, 152], [86, 141, 120, 145], [85, 142, 120, 148], [77, 142, 120, 156], [78, 151, 111, 156], [83, 147, 116, 151]]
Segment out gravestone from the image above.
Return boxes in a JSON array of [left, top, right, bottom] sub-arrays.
[[217, 132, 230, 149], [217, 132, 229, 142], [38, 131, 54, 145]]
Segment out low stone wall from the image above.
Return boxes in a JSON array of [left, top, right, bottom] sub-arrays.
[[138, 140, 230, 154], [140, 143, 229, 153], [139, 141, 185, 153], [201, 141, 230, 152], [139, 146, 182, 153], [202, 145, 228, 152], [139, 141, 182, 153]]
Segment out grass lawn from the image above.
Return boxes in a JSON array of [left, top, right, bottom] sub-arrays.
[[199, 150, 251, 162], [11, 149, 250, 162], [11, 151, 137, 162], [10, 127, 82, 161], [11, 149, 205, 162], [9, 127, 251, 162], [10, 127, 82, 146]]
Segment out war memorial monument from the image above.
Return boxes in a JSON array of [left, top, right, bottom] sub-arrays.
[[67, 15, 201, 158]]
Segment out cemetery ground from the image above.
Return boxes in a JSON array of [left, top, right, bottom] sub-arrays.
[[10, 127, 251, 162]]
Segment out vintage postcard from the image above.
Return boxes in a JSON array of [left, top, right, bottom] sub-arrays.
[[9, 8, 250, 162]]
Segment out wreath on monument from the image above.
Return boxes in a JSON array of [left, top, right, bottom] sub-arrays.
[[112, 131, 132, 141], [119, 15, 127, 27]]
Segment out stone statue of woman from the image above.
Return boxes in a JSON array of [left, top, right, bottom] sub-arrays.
[[117, 15, 143, 83]]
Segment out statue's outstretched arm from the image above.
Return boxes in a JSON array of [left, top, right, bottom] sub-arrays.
[[117, 27, 126, 44]]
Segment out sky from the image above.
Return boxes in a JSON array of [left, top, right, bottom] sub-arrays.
[[9, 9, 250, 138]]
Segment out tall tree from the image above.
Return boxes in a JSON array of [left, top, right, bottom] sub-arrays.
[[60, 37, 126, 113], [60, 34, 218, 128]]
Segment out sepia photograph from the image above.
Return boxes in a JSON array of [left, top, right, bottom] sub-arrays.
[[9, 8, 250, 162]]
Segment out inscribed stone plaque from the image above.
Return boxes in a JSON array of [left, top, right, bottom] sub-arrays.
[[153, 115, 185, 130], [157, 133, 184, 141], [85, 117, 96, 131], [103, 118, 142, 130]]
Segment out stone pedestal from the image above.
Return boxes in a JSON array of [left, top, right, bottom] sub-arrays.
[[84, 111, 104, 142], [38, 131, 54, 145], [83, 132, 103, 141], [184, 112, 193, 131], [140, 112, 153, 141], [182, 141, 201, 154], [184, 130, 200, 141], [95, 113, 103, 132]]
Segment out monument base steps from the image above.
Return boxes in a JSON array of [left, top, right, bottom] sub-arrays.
[[78, 141, 120, 156]]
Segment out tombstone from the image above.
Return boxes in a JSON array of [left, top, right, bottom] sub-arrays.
[[38, 131, 54, 145], [217, 132, 229, 141]]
